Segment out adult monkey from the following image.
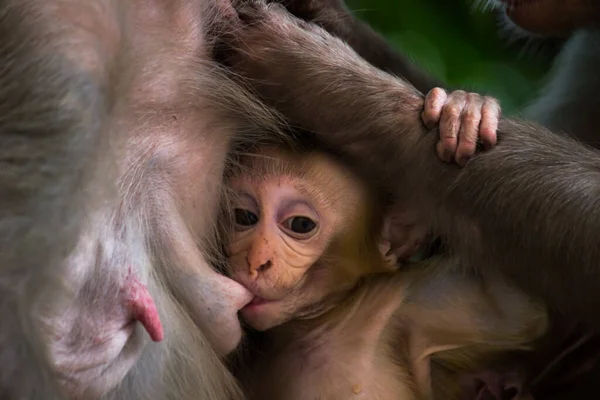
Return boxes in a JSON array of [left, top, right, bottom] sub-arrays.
[[221, 1, 600, 397], [0, 0, 291, 399]]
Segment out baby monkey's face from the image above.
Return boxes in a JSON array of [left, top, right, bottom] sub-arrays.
[[226, 174, 343, 331]]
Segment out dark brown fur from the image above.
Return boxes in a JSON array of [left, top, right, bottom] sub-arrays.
[[268, 0, 440, 94], [248, 3, 600, 397]]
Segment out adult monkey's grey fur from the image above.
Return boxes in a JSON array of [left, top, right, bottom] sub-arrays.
[[0, 0, 282, 399]]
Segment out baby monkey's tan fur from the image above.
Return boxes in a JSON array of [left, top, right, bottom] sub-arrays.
[[228, 146, 547, 400]]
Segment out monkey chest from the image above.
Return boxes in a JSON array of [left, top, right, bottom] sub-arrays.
[[260, 345, 417, 400]]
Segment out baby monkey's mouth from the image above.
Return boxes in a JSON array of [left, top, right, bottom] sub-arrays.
[[244, 293, 283, 310], [248, 296, 271, 306]]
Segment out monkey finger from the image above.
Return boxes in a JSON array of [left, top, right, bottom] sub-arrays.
[[421, 87, 447, 129], [385, 253, 399, 268], [437, 90, 467, 162], [217, 0, 238, 19], [455, 94, 484, 166], [436, 141, 450, 163], [479, 96, 501, 150], [235, 0, 272, 25]]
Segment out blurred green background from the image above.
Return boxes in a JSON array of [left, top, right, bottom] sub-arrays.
[[345, 0, 557, 114]]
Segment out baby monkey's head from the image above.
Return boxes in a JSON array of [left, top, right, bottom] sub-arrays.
[[224, 146, 393, 331]]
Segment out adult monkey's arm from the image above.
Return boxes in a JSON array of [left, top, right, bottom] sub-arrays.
[[224, 2, 600, 328], [271, 0, 497, 166], [269, 0, 442, 93]]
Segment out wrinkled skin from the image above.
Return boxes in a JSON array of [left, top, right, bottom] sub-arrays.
[[0, 1, 286, 399]]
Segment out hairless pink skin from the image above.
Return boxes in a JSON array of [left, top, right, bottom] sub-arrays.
[[123, 272, 164, 342]]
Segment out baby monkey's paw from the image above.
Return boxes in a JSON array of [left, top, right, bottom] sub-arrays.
[[422, 88, 501, 166], [380, 209, 427, 268]]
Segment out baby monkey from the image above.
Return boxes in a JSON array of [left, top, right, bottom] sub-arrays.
[[225, 145, 547, 400]]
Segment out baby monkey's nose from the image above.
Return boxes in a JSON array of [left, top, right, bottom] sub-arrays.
[[247, 257, 273, 279]]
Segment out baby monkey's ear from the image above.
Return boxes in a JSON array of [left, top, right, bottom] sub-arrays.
[[379, 204, 428, 268]]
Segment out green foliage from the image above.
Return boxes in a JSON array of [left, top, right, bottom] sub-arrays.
[[346, 0, 554, 114]]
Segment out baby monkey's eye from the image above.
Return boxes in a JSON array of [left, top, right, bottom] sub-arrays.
[[282, 216, 318, 239], [234, 208, 259, 229]]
